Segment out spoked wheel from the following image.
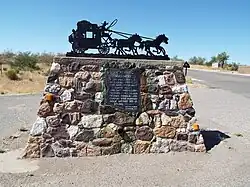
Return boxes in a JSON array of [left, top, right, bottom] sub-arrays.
[[72, 42, 87, 54], [98, 43, 110, 55]]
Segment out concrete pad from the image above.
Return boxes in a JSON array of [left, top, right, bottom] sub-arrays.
[[0, 149, 39, 173]]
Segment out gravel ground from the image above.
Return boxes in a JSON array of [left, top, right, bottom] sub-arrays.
[[1, 87, 250, 187], [0, 93, 41, 137]]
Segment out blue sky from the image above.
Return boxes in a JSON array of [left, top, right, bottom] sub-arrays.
[[0, 0, 249, 64]]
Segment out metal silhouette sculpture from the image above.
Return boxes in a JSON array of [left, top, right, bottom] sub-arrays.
[[139, 34, 169, 56], [68, 20, 113, 55], [67, 19, 170, 60], [113, 34, 142, 55]]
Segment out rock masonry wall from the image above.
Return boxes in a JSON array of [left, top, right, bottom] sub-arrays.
[[23, 57, 206, 158]]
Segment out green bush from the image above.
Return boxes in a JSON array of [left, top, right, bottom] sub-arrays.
[[231, 62, 239, 71], [38, 52, 54, 65], [5, 69, 19, 80], [188, 56, 206, 65], [205, 61, 212, 66], [225, 62, 239, 71], [10, 52, 40, 71]]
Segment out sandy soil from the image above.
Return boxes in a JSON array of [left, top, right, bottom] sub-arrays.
[[190, 64, 215, 70], [0, 64, 49, 94]]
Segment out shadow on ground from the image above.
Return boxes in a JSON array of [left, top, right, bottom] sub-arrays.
[[200, 130, 231, 151]]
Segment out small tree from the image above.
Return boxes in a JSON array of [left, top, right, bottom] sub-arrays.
[[10, 51, 40, 71], [210, 56, 217, 63], [226, 62, 239, 71], [188, 56, 206, 65], [217, 52, 229, 68], [38, 52, 54, 65], [2, 50, 15, 59], [171, 55, 184, 61], [205, 56, 217, 66]]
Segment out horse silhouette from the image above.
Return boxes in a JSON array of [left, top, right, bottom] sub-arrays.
[[139, 34, 169, 56], [113, 34, 142, 55]]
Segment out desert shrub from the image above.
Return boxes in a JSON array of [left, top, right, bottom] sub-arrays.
[[42, 69, 51, 76], [15, 69, 20, 74], [225, 62, 239, 71], [38, 52, 54, 65], [230, 62, 239, 71], [205, 61, 212, 66], [188, 56, 206, 65], [5, 69, 19, 80], [10, 52, 40, 71]]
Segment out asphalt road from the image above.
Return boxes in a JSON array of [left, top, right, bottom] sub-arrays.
[[188, 69, 250, 98]]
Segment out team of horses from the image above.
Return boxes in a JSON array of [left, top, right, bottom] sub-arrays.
[[69, 20, 169, 56], [113, 34, 169, 56]]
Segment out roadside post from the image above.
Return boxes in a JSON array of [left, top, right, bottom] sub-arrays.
[[0, 63, 3, 76], [183, 61, 190, 76]]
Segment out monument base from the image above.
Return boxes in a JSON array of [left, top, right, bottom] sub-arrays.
[[66, 52, 170, 60], [22, 56, 206, 158]]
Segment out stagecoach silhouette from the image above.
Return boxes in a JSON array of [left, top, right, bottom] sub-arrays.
[[68, 19, 169, 58]]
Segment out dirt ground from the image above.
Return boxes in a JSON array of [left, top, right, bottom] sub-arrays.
[[0, 63, 50, 94], [190, 64, 212, 69]]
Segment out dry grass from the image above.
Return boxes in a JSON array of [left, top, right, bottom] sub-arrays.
[[186, 76, 193, 84], [190, 65, 215, 70], [188, 83, 208, 88], [186, 76, 208, 88], [190, 64, 237, 73], [0, 63, 50, 94], [237, 66, 250, 74]]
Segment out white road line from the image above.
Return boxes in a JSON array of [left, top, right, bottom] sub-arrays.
[[191, 78, 205, 82]]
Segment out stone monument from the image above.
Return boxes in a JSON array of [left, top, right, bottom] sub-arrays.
[[22, 57, 206, 158]]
